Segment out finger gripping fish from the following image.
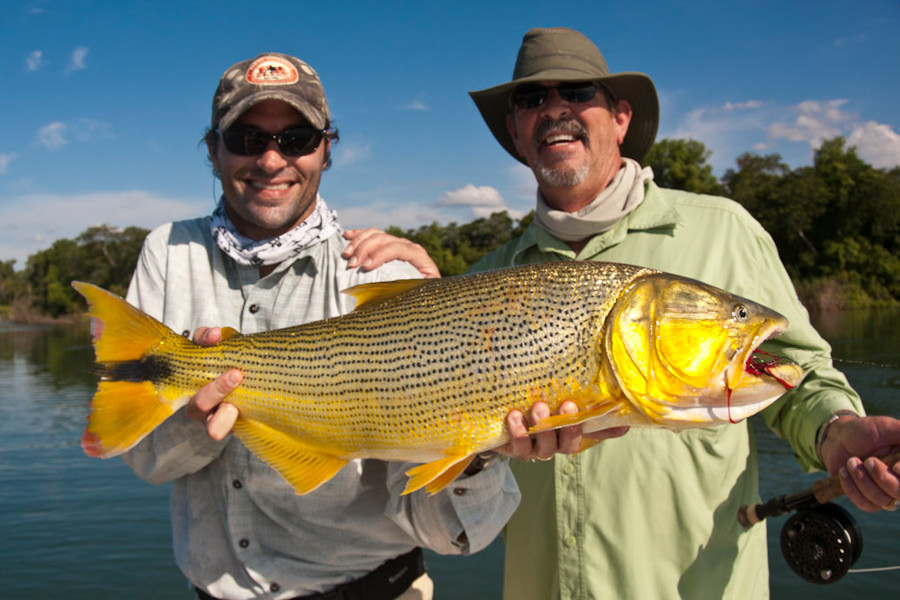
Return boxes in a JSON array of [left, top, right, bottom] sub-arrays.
[[73, 261, 803, 495]]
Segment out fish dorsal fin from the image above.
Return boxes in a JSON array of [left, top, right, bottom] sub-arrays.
[[402, 450, 473, 496], [342, 279, 430, 311], [232, 417, 348, 495]]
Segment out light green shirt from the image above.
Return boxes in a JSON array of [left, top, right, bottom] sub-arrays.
[[470, 181, 863, 600]]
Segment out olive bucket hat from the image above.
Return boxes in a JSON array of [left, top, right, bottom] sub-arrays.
[[469, 27, 659, 164]]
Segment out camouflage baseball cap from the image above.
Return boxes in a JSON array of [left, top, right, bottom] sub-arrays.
[[211, 52, 330, 132]]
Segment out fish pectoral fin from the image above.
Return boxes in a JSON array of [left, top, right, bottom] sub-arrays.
[[527, 401, 620, 435], [342, 279, 430, 311], [232, 418, 348, 495], [576, 437, 604, 453], [220, 327, 240, 341], [82, 380, 175, 458], [403, 452, 474, 496]]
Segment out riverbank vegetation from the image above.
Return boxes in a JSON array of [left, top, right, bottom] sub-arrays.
[[2, 136, 897, 321]]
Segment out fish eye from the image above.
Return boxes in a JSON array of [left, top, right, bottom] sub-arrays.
[[732, 304, 749, 321]]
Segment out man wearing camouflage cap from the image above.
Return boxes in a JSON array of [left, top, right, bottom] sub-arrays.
[[468, 27, 900, 599], [120, 52, 519, 600]]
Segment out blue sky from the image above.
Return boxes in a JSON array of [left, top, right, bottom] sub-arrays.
[[2, 0, 898, 268]]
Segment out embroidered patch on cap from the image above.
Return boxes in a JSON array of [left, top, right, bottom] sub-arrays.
[[246, 56, 299, 86]]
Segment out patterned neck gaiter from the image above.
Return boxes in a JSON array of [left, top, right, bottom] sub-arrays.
[[210, 194, 340, 267]]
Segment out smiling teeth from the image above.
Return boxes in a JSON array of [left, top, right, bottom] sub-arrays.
[[250, 181, 291, 190], [544, 134, 577, 145]]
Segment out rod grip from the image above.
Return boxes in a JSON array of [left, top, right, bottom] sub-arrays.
[[739, 450, 900, 528], [812, 450, 900, 504]]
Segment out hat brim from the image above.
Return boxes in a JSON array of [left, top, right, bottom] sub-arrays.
[[469, 71, 659, 164], [217, 89, 328, 132]]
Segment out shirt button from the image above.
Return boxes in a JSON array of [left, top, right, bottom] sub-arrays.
[[248, 304, 259, 314], [232, 479, 243, 489], [239, 539, 249, 548], [181, 330, 190, 337], [270, 583, 280, 593], [453, 488, 468, 496], [563, 463, 576, 475], [565, 535, 577, 548]]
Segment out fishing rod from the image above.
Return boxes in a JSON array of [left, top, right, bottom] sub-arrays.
[[738, 450, 900, 585]]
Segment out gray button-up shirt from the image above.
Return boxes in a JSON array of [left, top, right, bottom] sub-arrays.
[[122, 214, 519, 599]]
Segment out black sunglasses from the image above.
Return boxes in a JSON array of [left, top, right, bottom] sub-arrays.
[[219, 126, 327, 157], [511, 81, 609, 110]]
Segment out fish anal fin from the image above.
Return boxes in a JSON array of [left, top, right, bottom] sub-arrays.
[[232, 418, 348, 495], [82, 380, 175, 457], [403, 452, 474, 496], [342, 279, 430, 311]]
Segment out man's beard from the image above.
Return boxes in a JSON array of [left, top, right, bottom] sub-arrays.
[[533, 118, 590, 187]]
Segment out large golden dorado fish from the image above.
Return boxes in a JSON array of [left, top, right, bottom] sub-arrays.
[[73, 261, 803, 496]]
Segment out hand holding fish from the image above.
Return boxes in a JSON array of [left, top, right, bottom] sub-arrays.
[[818, 414, 900, 512], [498, 401, 630, 461], [184, 326, 243, 441]]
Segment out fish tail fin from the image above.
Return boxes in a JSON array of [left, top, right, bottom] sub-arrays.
[[81, 381, 175, 457], [72, 281, 172, 363], [403, 452, 474, 496], [72, 281, 181, 458]]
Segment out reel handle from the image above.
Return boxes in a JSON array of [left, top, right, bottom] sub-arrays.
[[739, 450, 900, 528]]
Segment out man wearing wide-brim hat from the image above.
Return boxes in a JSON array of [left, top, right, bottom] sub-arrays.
[[467, 26, 894, 600]]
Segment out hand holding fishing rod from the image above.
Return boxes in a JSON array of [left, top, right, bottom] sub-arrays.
[[738, 450, 900, 529], [738, 449, 900, 585]]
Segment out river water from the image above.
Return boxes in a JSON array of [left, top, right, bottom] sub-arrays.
[[1, 308, 897, 599]]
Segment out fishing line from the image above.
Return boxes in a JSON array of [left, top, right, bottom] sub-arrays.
[[849, 565, 900, 573], [832, 357, 900, 369]]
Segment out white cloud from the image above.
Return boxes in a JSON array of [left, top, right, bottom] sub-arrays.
[[436, 184, 525, 219], [763, 99, 900, 167], [26, 50, 43, 71], [37, 122, 68, 149], [399, 93, 430, 111], [766, 100, 850, 148], [71, 118, 114, 143], [334, 141, 372, 166], [0, 190, 207, 268], [665, 96, 900, 172], [847, 121, 900, 169], [0, 153, 15, 174], [833, 33, 867, 48], [66, 46, 89, 73], [34, 119, 113, 150], [720, 100, 763, 112]]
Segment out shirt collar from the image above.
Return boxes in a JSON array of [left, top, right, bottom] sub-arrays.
[[511, 180, 683, 262]]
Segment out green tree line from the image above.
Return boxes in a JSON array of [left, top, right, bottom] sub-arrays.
[[2, 136, 898, 320]]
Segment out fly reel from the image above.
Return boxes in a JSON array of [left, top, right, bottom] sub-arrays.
[[779, 502, 863, 584]]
